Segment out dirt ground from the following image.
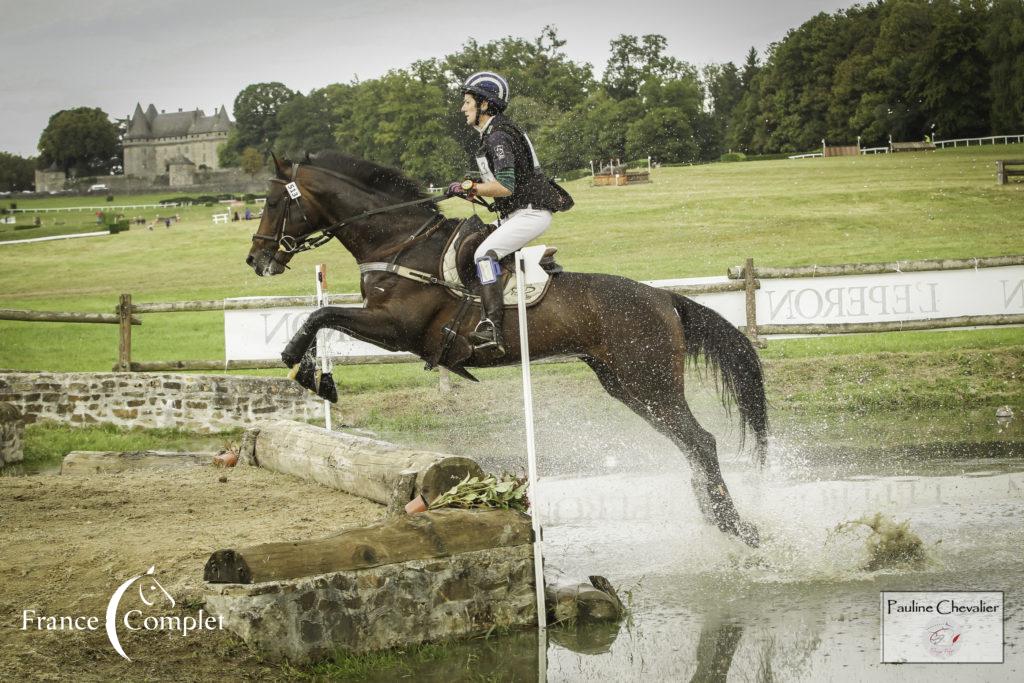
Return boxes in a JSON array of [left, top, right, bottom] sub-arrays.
[[0, 463, 384, 681]]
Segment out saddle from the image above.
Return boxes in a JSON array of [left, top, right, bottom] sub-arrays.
[[440, 215, 562, 306]]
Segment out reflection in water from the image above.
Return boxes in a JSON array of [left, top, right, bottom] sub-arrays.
[[548, 621, 621, 655], [688, 619, 743, 683]]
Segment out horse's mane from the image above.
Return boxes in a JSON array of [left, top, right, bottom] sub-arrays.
[[307, 151, 426, 202]]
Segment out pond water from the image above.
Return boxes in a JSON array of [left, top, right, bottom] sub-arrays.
[[374, 444, 1023, 682]]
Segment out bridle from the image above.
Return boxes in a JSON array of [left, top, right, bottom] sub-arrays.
[[251, 162, 451, 256]]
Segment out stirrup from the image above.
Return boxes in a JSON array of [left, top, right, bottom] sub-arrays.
[[469, 320, 505, 354]]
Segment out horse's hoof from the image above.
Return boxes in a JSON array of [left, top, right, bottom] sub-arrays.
[[736, 520, 760, 548], [281, 351, 300, 368], [317, 372, 339, 403]]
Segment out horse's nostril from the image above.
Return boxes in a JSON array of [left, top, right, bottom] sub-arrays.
[[246, 255, 255, 267]]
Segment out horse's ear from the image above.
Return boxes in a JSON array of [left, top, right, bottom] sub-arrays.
[[271, 152, 289, 179]]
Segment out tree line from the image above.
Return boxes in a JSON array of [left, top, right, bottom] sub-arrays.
[[4, 1, 1023, 191]]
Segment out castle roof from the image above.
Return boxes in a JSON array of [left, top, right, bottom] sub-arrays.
[[125, 103, 233, 140], [166, 154, 195, 166]]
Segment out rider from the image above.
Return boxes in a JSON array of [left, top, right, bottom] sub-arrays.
[[447, 71, 568, 357]]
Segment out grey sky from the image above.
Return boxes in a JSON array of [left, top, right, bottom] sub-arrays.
[[0, 0, 855, 157]]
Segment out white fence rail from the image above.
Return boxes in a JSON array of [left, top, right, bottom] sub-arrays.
[[11, 203, 181, 213], [934, 134, 1024, 149]]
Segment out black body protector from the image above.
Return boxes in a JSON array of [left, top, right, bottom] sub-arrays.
[[475, 115, 563, 218]]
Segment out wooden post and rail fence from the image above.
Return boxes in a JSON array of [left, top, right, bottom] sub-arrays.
[[2, 254, 1022, 372]]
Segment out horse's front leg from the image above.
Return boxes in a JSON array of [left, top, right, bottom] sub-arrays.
[[281, 306, 401, 367]]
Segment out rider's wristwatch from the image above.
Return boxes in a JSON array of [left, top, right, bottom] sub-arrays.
[[461, 179, 476, 193]]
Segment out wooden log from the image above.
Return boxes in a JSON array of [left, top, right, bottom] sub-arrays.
[[743, 257, 758, 341], [128, 293, 362, 314], [752, 313, 1024, 336], [661, 280, 751, 295], [727, 254, 1024, 279], [61, 450, 216, 474], [0, 309, 141, 325], [252, 420, 484, 507], [237, 427, 260, 467], [128, 353, 418, 372], [204, 508, 532, 583], [117, 293, 132, 372]]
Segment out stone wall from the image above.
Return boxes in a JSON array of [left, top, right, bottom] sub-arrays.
[[0, 372, 323, 432], [206, 544, 535, 661], [0, 402, 24, 467], [34, 169, 67, 193], [67, 168, 266, 196]]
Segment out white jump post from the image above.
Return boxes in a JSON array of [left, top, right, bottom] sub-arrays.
[[315, 264, 332, 431], [514, 246, 549, 680]]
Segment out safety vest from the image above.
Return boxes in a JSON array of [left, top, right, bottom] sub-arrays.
[[476, 115, 565, 217]]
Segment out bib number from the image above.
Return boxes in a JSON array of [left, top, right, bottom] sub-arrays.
[[285, 182, 302, 199]]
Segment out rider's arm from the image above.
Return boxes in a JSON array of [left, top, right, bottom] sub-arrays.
[[473, 180, 512, 198]]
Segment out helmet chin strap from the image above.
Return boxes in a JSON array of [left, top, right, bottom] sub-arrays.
[[472, 97, 490, 130]]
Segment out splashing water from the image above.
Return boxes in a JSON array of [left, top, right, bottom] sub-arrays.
[[829, 512, 929, 571]]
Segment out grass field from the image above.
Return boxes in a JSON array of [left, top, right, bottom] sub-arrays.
[[0, 145, 1021, 373]]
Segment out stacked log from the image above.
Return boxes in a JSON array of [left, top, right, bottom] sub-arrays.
[[248, 420, 483, 508]]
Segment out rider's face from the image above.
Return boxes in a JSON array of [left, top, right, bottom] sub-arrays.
[[461, 93, 488, 125]]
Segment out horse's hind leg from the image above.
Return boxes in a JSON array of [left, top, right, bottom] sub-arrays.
[[584, 357, 759, 547]]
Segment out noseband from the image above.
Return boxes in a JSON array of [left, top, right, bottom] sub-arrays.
[[251, 162, 448, 256]]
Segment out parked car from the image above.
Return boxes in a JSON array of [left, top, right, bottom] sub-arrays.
[[89, 184, 109, 193]]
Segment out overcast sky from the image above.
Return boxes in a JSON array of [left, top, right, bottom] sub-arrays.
[[0, 0, 856, 157]]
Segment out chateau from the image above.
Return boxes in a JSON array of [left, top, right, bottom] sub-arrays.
[[123, 103, 234, 179]]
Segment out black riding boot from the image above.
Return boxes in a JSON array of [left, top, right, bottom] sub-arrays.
[[469, 278, 506, 356]]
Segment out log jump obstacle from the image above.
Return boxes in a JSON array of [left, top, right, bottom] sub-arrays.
[[996, 159, 1024, 185]]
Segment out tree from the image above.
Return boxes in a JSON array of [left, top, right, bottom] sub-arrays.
[[229, 82, 298, 157], [984, 0, 1024, 131], [330, 71, 464, 184], [274, 89, 339, 158], [626, 108, 698, 163], [240, 147, 264, 178], [37, 107, 119, 175], [0, 152, 36, 191], [603, 34, 687, 100], [440, 26, 595, 113]]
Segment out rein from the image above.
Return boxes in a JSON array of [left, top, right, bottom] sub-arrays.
[[252, 161, 486, 296], [253, 165, 449, 255]]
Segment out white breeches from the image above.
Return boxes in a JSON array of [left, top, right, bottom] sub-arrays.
[[474, 206, 553, 261]]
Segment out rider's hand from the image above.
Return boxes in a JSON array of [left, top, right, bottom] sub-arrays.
[[445, 180, 477, 198]]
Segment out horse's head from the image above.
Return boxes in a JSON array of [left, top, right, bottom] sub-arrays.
[[246, 151, 438, 275], [246, 154, 332, 277]]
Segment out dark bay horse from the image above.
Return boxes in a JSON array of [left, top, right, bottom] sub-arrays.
[[246, 152, 768, 547]]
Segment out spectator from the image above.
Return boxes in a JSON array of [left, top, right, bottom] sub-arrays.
[[164, 217, 171, 228], [244, 207, 252, 220]]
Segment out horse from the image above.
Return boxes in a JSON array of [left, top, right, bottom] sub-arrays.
[[246, 151, 768, 547]]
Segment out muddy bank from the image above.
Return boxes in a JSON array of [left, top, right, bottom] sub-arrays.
[[0, 465, 383, 681]]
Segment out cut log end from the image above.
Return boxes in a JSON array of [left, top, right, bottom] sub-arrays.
[[205, 549, 253, 584], [418, 456, 484, 503]]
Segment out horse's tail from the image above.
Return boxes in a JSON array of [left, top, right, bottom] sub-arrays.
[[673, 294, 769, 464]]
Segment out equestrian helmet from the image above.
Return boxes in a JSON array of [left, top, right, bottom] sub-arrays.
[[462, 71, 509, 112]]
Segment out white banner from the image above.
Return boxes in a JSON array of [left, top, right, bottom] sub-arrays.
[[224, 265, 1024, 359], [650, 265, 1024, 328], [223, 298, 403, 361]]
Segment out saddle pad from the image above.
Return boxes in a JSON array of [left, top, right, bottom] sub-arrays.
[[441, 228, 551, 307]]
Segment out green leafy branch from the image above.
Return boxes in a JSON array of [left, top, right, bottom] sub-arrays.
[[428, 473, 530, 512]]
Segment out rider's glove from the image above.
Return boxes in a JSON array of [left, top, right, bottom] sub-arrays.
[[445, 179, 477, 198]]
